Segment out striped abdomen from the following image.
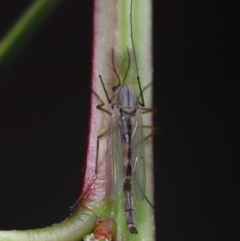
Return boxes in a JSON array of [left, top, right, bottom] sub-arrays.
[[121, 117, 138, 234]]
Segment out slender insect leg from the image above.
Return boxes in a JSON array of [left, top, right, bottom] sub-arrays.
[[74, 129, 110, 206], [99, 75, 115, 104], [139, 83, 152, 96], [142, 125, 158, 142], [141, 107, 155, 114], [137, 77, 146, 107], [70, 129, 109, 210], [92, 88, 112, 174], [139, 85, 156, 113], [92, 89, 112, 115], [95, 129, 109, 174], [141, 107, 158, 142], [141, 125, 158, 210], [71, 90, 111, 210]]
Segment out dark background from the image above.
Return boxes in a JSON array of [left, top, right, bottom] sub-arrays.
[[0, 1, 239, 240]]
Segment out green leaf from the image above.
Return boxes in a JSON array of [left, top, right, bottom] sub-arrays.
[[0, 0, 63, 74]]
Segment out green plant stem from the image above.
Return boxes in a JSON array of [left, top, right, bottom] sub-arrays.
[[80, 0, 155, 240], [0, 0, 63, 74], [0, 208, 97, 241]]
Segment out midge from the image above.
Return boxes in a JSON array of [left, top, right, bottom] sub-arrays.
[[95, 0, 153, 234]]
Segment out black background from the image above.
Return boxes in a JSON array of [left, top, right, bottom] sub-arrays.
[[0, 1, 239, 240]]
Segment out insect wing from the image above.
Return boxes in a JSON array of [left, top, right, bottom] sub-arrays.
[[107, 108, 124, 200], [131, 110, 146, 201]]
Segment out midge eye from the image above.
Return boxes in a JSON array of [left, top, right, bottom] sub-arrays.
[[112, 85, 119, 92]]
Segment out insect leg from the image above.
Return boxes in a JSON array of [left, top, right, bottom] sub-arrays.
[[71, 89, 112, 210], [92, 88, 112, 173], [98, 75, 115, 104], [96, 129, 109, 174], [142, 125, 158, 142], [141, 107, 155, 114], [92, 89, 112, 115], [136, 76, 145, 107], [142, 125, 158, 209]]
